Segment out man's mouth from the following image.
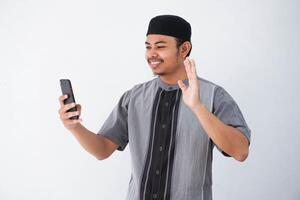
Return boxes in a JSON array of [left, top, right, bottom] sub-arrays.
[[148, 59, 163, 68], [150, 61, 161, 64]]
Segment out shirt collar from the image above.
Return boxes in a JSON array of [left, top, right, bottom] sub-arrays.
[[157, 76, 189, 91]]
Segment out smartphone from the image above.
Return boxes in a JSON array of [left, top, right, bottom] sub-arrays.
[[60, 79, 79, 120]]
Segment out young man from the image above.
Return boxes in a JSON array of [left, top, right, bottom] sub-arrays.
[[58, 15, 251, 200]]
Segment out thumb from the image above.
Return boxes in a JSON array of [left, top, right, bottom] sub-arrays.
[[178, 80, 187, 92]]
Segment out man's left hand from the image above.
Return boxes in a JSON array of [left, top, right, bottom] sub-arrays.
[[178, 57, 202, 112]]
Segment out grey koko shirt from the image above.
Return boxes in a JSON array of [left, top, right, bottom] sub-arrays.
[[98, 77, 251, 200]]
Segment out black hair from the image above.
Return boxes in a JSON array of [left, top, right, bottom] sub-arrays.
[[175, 38, 192, 57]]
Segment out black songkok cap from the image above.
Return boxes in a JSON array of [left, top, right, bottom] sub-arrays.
[[146, 15, 191, 41]]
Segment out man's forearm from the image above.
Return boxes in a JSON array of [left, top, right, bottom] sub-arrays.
[[192, 103, 249, 161], [68, 124, 112, 160]]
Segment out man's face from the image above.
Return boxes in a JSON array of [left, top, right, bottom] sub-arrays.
[[145, 34, 182, 76]]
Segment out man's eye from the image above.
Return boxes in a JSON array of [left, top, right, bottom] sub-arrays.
[[146, 46, 151, 49], [157, 46, 165, 48]]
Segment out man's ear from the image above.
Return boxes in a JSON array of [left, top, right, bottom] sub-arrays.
[[180, 41, 192, 57]]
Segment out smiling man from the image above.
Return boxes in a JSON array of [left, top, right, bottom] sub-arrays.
[[59, 15, 251, 200]]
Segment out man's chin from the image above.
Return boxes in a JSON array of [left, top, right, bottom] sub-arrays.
[[152, 71, 166, 76]]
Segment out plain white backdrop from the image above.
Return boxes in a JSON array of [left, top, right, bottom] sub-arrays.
[[1, 0, 299, 199]]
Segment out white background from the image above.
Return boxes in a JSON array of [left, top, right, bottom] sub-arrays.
[[1, 0, 299, 199]]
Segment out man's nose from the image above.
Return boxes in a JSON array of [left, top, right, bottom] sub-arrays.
[[147, 48, 158, 58]]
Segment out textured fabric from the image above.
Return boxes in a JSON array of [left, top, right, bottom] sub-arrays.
[[98, 77, 251, 200], [140, 88, 182, 200], [146, 15, 191, 41]]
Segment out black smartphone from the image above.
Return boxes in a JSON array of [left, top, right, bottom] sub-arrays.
[[60, 79, 79, 120]]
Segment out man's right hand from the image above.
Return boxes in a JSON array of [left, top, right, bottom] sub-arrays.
[[58, 95, 119, 160], [58, 95, 82, 130]]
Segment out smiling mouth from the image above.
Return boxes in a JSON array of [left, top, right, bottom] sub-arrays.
[[148, 59, 163, 68], [150, 61, 161, 64]]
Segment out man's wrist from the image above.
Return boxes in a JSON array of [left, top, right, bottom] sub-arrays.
[[67, 123, 82, 133], [191, 102, 206, 114]]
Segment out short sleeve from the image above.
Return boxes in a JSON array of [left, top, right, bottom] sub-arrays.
[[212, 86, 251, 156], [97, 89, 131, 151]]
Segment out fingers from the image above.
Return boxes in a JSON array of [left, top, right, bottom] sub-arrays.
[[75, 104, 82, 116], [76, 104, 81, 112], [184, 57, 197, 80], [58, 95, 82, 120], [58, 103, 81, 120], [184, 57, 195, 79], [59, 102, 77, 114], [60, 110, 80, 120], [191, 59, 197, 74], [178, 80, 187, 92], [58, 96, 82, 130], [58, 94, 68, 106]]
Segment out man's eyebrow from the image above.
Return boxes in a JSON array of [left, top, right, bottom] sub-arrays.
[[145, 41, 167, 45]]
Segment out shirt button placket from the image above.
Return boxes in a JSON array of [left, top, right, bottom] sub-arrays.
[[159, 146, 163, 152]]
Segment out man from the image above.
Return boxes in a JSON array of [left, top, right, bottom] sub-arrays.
[[58, 15, 251, 200]]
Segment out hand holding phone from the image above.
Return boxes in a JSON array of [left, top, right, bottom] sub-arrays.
[[59, 79, 79, 120]]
